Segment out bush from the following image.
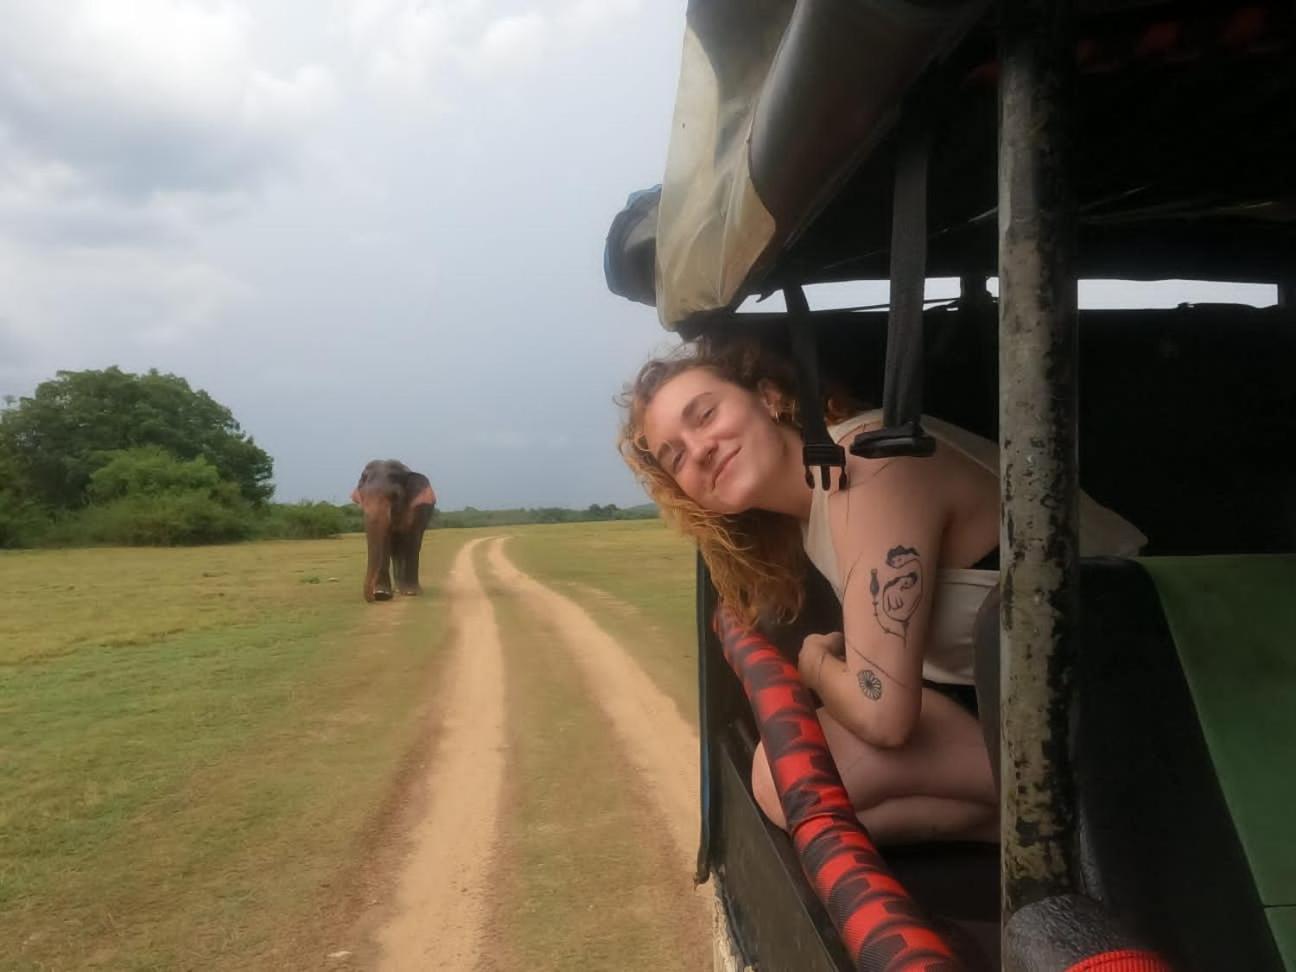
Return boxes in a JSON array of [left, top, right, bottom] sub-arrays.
[[0, 492, 51, 548], [46, 490, 254, 547], [429, 503, 658, 529], [256, 502, 355, 540], [87, 447, 224, 502]]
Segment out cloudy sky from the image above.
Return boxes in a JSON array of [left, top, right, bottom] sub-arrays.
[[0, 0, 690, 508], [0, 2, 1276, 509]]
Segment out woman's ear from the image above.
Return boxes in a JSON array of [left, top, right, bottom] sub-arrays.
[[756, 379, 784, 420]]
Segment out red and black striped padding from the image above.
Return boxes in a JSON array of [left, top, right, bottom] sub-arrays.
[[715, 604, 963, 971], [1065, 950, 1175, 972]]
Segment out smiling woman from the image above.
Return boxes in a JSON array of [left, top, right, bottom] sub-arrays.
[[618, 335, 1145, 845], [641, 366, 798, 516], [618, 338, 860, 626]]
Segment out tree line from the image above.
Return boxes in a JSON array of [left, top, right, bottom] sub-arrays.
[[0, 367, 652, 548], [0, 366, 349, 547]]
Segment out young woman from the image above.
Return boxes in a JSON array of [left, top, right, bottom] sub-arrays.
[[619, 338, 1144, 844]]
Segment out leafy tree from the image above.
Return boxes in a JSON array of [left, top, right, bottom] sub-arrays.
[[87, 447, 224, 502], [0, 436, 48, 546], [0, 490, 48, 547], [0, 367, 273, 508]]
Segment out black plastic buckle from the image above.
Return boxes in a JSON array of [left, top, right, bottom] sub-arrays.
[[803, 442, 849, 491], [850, 420, 937, 460]]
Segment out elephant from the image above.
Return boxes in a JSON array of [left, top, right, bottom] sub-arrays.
[[350, 459, 437, 603]]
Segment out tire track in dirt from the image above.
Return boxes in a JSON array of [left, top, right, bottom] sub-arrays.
[[486, 538, 699, 871], [374, 537, 506, 972]]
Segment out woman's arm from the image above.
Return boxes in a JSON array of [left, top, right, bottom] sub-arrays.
[[799, 455, 949, 748]]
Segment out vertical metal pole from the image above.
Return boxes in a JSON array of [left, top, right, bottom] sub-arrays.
[[997, 0, 1079, 924]]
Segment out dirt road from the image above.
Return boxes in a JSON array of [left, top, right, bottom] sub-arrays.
[[374, 537, 507, 972], [485, 539, 700, 870], [373, 535, 702, 970]]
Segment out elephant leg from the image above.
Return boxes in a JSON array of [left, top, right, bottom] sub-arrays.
[[397, 531, 424, 595], [363, 535, 391, 602], [399, 506, 432, 595], [390, 532, 413, 595], [391, 539, 410, 595], [375, 537, 395, 600], [404, 539, 423, 595]]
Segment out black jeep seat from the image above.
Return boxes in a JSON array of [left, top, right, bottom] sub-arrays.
[[802, 302, 1296, 555], [974, 558, 1288, 971]]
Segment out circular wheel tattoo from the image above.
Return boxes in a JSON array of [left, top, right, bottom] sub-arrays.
[[857, 669, 883, 700]]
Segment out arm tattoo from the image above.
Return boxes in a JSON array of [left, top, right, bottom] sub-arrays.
[[869, 545, 924, 642], [842, 635, 915, 688], [857, 669, 883, 700]]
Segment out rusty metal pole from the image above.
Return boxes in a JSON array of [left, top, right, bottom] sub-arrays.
[[997, 0, 1079, 924]]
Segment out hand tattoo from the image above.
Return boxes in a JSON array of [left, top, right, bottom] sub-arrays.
[[857, 669, 883, 700], [869, 545, 923, 641]]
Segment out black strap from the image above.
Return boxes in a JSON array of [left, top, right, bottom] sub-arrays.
[[852, 106, 937, 460], [785, 285, 847, 491]]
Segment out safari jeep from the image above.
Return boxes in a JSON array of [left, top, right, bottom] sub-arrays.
[[604, 1, 1296, 969]]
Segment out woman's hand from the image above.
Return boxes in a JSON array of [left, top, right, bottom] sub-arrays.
[[798, 632, 846, 691]]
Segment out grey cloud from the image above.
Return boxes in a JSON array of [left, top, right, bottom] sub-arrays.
[[0, 0, 688, 510], [0, 3, 334, 203], [0, 193, 188, 249]]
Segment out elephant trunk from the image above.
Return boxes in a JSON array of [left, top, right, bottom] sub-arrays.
[[361, 500, 392, 602]]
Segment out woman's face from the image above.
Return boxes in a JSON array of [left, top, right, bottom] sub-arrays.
[[641, 367, 791, 514]]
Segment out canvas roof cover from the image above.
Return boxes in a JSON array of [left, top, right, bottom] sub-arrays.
[[655, 0, 982, 330]]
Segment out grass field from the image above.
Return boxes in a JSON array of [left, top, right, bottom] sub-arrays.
[[0, 520, 701, 970], [0, 534, 471, 970], [507, 521, 699, 727]]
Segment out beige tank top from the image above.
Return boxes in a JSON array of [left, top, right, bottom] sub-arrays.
[[801, 410, 1147, 686]]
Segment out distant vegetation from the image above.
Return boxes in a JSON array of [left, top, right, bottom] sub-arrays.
[[0, 368, 278, 548], [0, 366, 654, 549], [430, 504, 656, 530]]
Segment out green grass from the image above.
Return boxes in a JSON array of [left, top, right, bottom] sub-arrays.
[[0, 532, 470, 970], [506, 520, 699, 727], [479, 541, 709, 971], [0, 522, 703, 969]]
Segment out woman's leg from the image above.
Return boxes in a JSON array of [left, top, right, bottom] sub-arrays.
[[856, 795, 997, 844], [751, 687, 997, 843]]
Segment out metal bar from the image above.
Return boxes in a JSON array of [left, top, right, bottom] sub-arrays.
[[997, 0, 1079, 923]]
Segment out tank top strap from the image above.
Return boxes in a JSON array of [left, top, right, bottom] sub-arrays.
[[826, 409, 885, 446]]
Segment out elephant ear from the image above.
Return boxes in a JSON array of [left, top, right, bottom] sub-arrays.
[[407, 473, 436, 508]]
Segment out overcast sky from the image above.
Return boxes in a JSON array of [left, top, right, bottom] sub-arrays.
[[0, 0, 690, 508], [0, 2, 1277, 509]]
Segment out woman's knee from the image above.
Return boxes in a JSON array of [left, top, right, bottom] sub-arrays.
[[750, 743, 787, 830]]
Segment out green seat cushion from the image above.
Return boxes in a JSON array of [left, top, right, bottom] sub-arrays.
[[1270, 906, 1296, 970], [1140, 555, 1296, 910]]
